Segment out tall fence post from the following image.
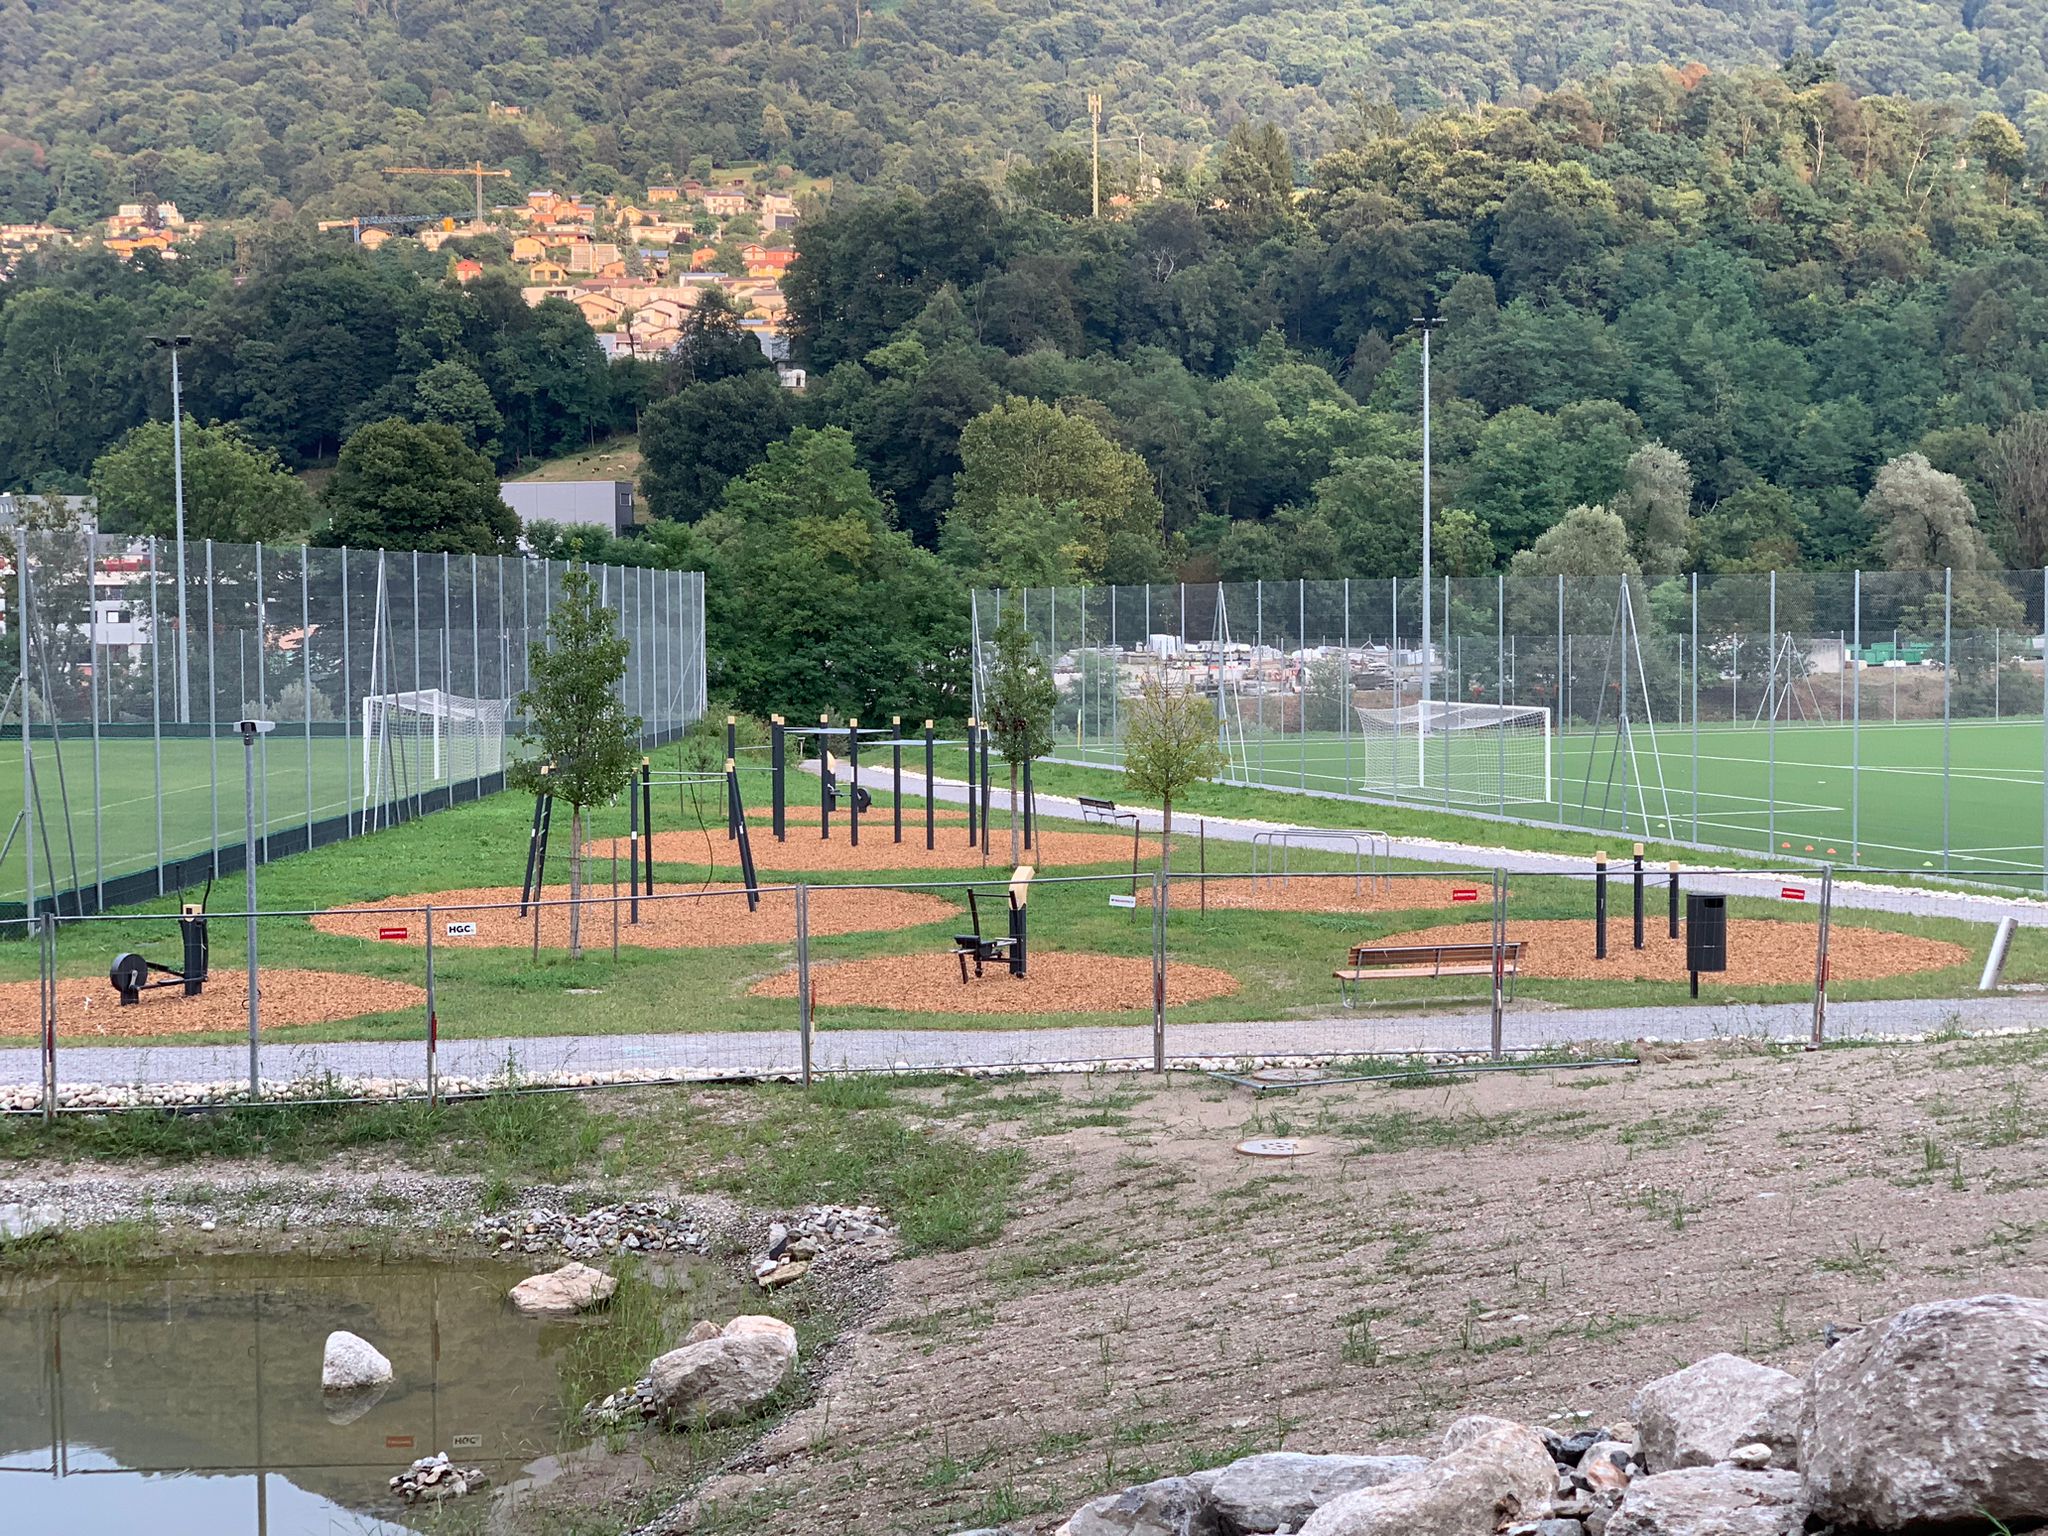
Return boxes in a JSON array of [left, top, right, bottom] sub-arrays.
[[1151, 868, 1167, 1073], [1489, 867, 1505, 1060], [1810, 866, 1833, 1050], [39, 913, 56, 1121], [425, 901, 438, 1105], [796, 882, 813, 1087]]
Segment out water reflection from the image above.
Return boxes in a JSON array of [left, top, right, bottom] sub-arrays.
[[0, 1252, 729, 1535]]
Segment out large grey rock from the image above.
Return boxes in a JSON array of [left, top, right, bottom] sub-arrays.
[[1633, 1355, 1801, 1472], [645, 1331, 795, 1428], [508, 1261, 617, 1315], [1056, 1474, 1217, 1536], [1800, 1292, 2048, 1530], [1606, 1468, 1803, 1535], [0, 1202, 63, 1243], [721, 1313, 799, 1354], [321, 1330, 393, 1392], [1208, 1453, 1429, 1534], [1298, 1420, 1554, 1536]]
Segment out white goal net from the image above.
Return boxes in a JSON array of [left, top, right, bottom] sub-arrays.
[[1355, 700, 1551, 807], [362, 689, 510, 804]]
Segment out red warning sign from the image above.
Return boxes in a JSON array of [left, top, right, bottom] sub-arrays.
[[1451, 887, 1480, 903], [1780, 887, 1806, 902], [377, 926, 409, 940], [384, 1435, 415, 1450]]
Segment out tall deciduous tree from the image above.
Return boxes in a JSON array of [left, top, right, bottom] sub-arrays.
[[640, 371, 794, 522], [317, 419, 519, 554], [509, 569, 640, 959], [944, 397, 1166, 583], [90, 418, 313, 543], [1612, 443, 1693, 573], [1867, 453, 1995, 571], [980, 609, 1057, 866], [1991, 412, 2048, 567], [1119, 676, 1223, 884]]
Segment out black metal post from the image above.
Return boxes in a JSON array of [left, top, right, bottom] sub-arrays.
[[966, 719, 977, 848], [1023, 759, 1034, 851], [892, 715, 903, 844], [725, 714, 738, 838], [980, 725, 992, 854], [1632, 842, 1645, 950], [819, 712, 831, 840], [770, 715, 786, 842], [640, 759, 653, 896], [1668, 861, 1679, 940], [628, 764, 640, 924], [849, 717, 860, 848], [924, 720, 935, 851], [1595, 851, 1608, 960]]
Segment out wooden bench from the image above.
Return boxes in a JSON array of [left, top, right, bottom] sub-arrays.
[[1333, 941, 1523, 1008]]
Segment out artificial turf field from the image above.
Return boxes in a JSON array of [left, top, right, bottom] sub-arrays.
[[1064, 716, 2048, 881]]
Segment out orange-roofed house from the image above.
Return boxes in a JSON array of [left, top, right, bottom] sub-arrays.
[[452, 258, 485, 283]]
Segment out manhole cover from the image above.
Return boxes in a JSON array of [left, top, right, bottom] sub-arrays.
[[1235, 1137, 1313, 1158], [1247, 1067, 1324, 1085]]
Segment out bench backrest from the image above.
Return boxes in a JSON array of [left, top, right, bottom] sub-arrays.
[[1078, 795, 1117, 811], [1009, 865, 1035, 908], [1351, 941, 1522, 965]]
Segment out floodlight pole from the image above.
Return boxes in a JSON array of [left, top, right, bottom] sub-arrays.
[[1415, 317, 1442, 757], [149, 334, 194, 722]]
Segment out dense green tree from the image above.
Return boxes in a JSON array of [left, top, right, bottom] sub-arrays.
[[317, 419, 519, 555], [413, 361, 505, 459], [981, 608, 1058, 865], [90, 418, 312, 543], [639, 372, 795, 523]]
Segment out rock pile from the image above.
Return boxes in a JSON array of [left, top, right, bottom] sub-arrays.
[[751, 1204, 891, 1290], [586, 1314, 799, 1430], [390, 1452, 486, 1503], [474, 1202, 710, 1260], [1036, 1293, 2048, 1536]]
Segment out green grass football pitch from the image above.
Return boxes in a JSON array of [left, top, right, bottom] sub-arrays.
[[0, 735, 486, 904], [1068, 717, 2048, 878]]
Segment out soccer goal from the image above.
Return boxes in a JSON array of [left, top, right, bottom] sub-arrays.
[[1355, 700, 1552, 807], [362, 689, 510, 804]]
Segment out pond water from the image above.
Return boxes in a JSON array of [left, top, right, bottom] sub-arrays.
[[0, 1250, 742, 1535]]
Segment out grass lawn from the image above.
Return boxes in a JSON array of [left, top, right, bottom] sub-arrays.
[[0, 748, 2026, 1052]]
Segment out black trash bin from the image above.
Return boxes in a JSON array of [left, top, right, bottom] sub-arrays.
[[1685, 893, 1727, 995]]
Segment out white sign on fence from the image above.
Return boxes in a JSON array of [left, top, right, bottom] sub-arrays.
[[445, 921, 479, 937], [1108, 894, 1138, 909]]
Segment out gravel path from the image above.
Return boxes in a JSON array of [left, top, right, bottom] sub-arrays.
[[2, 994, 2037, 1100]]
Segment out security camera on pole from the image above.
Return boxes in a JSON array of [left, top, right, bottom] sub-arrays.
[[237, 717, 275, 1097]]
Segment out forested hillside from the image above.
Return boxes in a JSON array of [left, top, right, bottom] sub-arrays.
[[0, 0, 2044, 223]]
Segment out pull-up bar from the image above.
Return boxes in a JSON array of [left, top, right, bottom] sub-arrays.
[[761, 712, 981, 852]]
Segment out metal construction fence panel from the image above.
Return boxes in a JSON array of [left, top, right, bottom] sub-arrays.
[[977, 571, 2048, 886], [3, 530, 708, 917]]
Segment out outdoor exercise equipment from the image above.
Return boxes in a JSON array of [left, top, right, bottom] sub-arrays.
[[1594, 849, 1608, 959], [520, 765, 554, 917], [109, 903, 209, 1005], [1686, 893, 1727, 997], [763, 716, 979, 850], [952, 866, 1034, 982], [725, 757, 759, 912]]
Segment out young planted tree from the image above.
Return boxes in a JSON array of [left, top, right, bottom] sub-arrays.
[[1119, 675, 1224, 884], [981, 609, 1057, 866], [509, 570, 641, 959]]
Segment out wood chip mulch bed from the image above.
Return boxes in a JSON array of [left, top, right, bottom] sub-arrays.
[[745, 805, 972, 826], [586, 826, 1154, 874], [0, 970, 426, 1039], [1148, 877, 1502, 914], [308, 884, 956, 950], [1365, 918, 1970, 984], [748, 950, 1239, 1014]]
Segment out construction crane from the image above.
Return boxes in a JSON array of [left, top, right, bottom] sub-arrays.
[[381, 162, 512, 223]]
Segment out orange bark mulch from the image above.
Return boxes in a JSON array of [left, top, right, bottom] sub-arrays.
[[745, 805, 971, 826], [1149, 876, 1503, 914], [748, 950, 1238, 1015], [586, 826, 1153, 874], [0, 970, 426, 1039], [1365, 918, 1969, 985], [308, 883, 956, 950]]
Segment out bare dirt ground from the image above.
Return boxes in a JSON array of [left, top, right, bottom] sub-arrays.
[[677, 1031, 2048, 1534]]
